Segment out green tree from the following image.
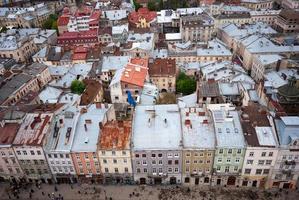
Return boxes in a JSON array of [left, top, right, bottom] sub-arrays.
[[147, 0, 156, 11], [0, 26, 7, 33], [71, 80, 86, 94], [176, 72, 196, 95], [158, 0, 164, 10], [133, 0, 142, 11]]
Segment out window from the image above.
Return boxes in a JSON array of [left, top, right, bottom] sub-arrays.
[[219, 149, 223, 154], [234, 166, 238, 172], [266, 160, 272, 165], [218, 158, 222, 163], [102, 151, 106, 155], [226, 158, 231, 163], [158, 154, 162, 157], [152, 168, 156, 173], [174, 153, 179, 157], [174, 168, 178, 173], [66, 154, 70, 158], [167, 153, 172, 158], [194, 153, 199, 157], [228, 149, 232, 154], [269, 152, 273, 157], [151, 154, 156, 158], [112, 151, 116, 156], [135, 154, 139, 158], [235, 158, 240, 163], [186, 153, 191, 157], [263, 169, 270, 175], [261, 152, 266, 157], [225, 166, 229, 172], [249, 152, 254, 157], [142, 154, 146, 158], [152, 160, 156, 165], [282, 155, 286, 159], [115, 168, 119, 173], [158, 168, 162, 173], [54, 154, 57, 158], [256, 169, 262, 175], [142, 160, 147, 165], [136, 168, 141, 173], [23, 151, 27, 155], [105, 168, 109, 173], [258, 160, 265, 165], [175, 160, 179, 165], [199, 153, 204, 157], [247, 160, 253, 165], [125, 167, 128, 173], [237, 149, 241, 154], [158, 160, 163, 165], [16, 151, 21, 155], [207, 153, 212, 157], [113, 159, 117, 164], [103, 159, 107, 164], [168, 160, 172, 165], [186, 160, 190, 164], [194, 160, 198, 164], [244, 169, 251, 174], [60, 154, 63, 158], [168, 168, 173, 173], [123, 158, 127, 163], [216, 166, 221, 171], [143, 168, 147, 173], [85, 154, 89, 159]]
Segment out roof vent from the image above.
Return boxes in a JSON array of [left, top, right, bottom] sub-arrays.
[[84, 137, 89, 144]]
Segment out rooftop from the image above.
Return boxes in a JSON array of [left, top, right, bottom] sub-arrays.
[[148, 58, 176, 77], [44, 106, 80, 152], [129, 7, 157, 25], [38, 86, 63, 104], [80, 79, 103, 106], [256, 54, 282, 66], [0, 123, 20, 146], [181, 107, 215, 149], [71, 104, 110, 152], [241, 104, 277, 147], [133, 104, 182, 150], [101, 56, 130, 72], [98, 120, 131, 150], [197, 39, 232, 57], [13, 113, 53, 146], [275, 116, 299, 146], [208, 104, 245, 148]]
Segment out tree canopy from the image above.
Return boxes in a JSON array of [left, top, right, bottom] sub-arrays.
[[133, 0, 142, 11], [176, 72, 196, 95], [71, 80, 86, 94], [42, 14, 58, 32]]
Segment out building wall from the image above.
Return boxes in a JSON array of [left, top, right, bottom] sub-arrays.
[[46, 152, 76, 181], [269, 149, 299, 189], [181, 26, 214, 42], [0, 147, 24, 180], [241, 1, 273, 10], [71, 152, 101, 176], [13, 146, 52, 182], [149, 76, 176, 92], [182, 149, 214, 185], [132, 150, 182, 184], [241, 147, 278, 188], [282, 0, 299, 9]]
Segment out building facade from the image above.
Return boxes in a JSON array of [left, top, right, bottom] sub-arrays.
[[132, 105, 182, 184], [98, 120, 133, 184], [181, 107, 215, 185]]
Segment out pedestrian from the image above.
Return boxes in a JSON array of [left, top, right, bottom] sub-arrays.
[[29, 193, 32, 198], [54, 186, 58, 192], [48, 193, 51, 198], [31, 189, 34, 193], [42, 191, 45, 196]]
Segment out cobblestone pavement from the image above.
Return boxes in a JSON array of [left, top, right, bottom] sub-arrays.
[[0, 182, 299, 200]]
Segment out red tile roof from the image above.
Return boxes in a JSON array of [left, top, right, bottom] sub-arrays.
[[99, 121, 131, 150], [0, 123, 20, 145], [57, 15, 70, 26], [121, 58, 148, 87], [58, 30, 98, 39], [129, 7, 157, 25], [149, 58, 176, 76], [74, 46, 88, 53]]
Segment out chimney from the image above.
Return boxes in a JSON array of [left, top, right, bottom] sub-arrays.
[[104, 103, 108, 108], [99, 122, 103, 130], [59, 118, 64, 124], [275, 59, 281, 72], [148, 118, 151, 127], [84, 124, 87, 131]]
